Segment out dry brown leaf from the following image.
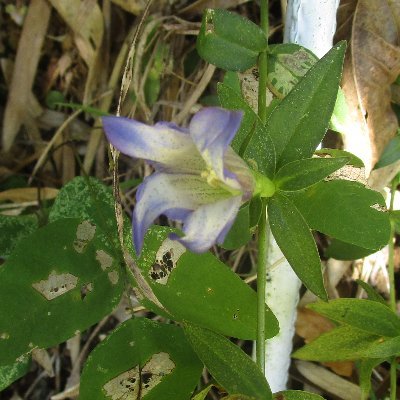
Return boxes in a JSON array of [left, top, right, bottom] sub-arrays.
[[336, 0, 400, 181], [2, 0, 50, 151], [49, 0, 104, 104], [296, 307, 335, 343], [49, 0, 103, 68], [323, 361, 353, 378], [0, 187, 59, 203]]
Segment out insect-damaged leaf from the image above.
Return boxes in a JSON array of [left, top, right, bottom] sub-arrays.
[[0, 219, 124, 367], [184, 323, 272, 400], [197, 9, 268, 72], [80, 318, 202, 400], [133, 226, 279, 340], [0, 355, 31, 392], [266, 42, 346, 170]]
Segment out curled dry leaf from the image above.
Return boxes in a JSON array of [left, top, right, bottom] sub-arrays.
[[336, 0, 400, 183]]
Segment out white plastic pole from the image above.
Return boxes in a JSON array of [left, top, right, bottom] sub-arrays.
[[264, 0, 340, 392]]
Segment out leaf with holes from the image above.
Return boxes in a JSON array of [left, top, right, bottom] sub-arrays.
[[0, 218, 125, 367], [80, 318, 202, 400], [197, 9, 268, 72], [266, 42, 346, 169], [267, 43, 350, 136], [288, 180, 391, 250], [49, 176, 116, 235], [133, 226, 279, 340], [184, 323, 272, 399]]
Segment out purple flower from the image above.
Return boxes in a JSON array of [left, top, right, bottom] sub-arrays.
[[102, 107, 255, 255]]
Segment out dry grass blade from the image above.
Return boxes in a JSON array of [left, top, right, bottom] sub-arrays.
[[172, 63, 216, 124], [336, 0, 400, 182], [2, 0, 50, 151], [0, 187, 59, 203]]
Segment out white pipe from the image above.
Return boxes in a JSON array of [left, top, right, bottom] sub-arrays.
[[264, 0, 340, 392]]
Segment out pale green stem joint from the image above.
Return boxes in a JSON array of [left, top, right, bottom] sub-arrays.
[[253, 170, 276, 198]]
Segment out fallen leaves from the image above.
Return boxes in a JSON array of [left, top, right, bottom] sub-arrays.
[[336, 0, 400, 183]]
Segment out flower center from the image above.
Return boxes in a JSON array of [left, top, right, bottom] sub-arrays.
[[200, 168, 241, 196]]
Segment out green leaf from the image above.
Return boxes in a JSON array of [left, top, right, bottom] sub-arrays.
[[134, 227, 279, 340], [374, 132, 400, 169], [80, 318, 203, 400], [356, 280, 388, 306], [0, 218, 125, 366], [308, 299, 400, 336], [267, 44, 350, 136], [217, 83, 276, 174], [197, 9, 268, 72], [267, 193, 326, 300], [192, 384, 215, 400], [249, 196, 263, 228], [184, 323, 272, 400], [0, 355, 31, 391], [222, 204, 252, 250], [275, 157, 349, 191], [329, 88, 351, 135], [273, 390, 325, 400], [45, 90, 66, 109], [243, 119, 276, 178], [266, 42, 346, 169], [288, 180, 391, 250], [358, 358, 385, 399], [325, 239, 377, 260], [0, 214, 38, 258], [217, 83, 257, 153], [293, 325, 400, 361], [315, 149, 364, 168], [49, 176, 115, 231]]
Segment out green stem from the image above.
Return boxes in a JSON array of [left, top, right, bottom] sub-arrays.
[[389, 179, 396, 312], [389, 179, 397, 400], [258, 0, 269, 124], [256, 199, 268, 373], [256, 0, 269, 374]]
